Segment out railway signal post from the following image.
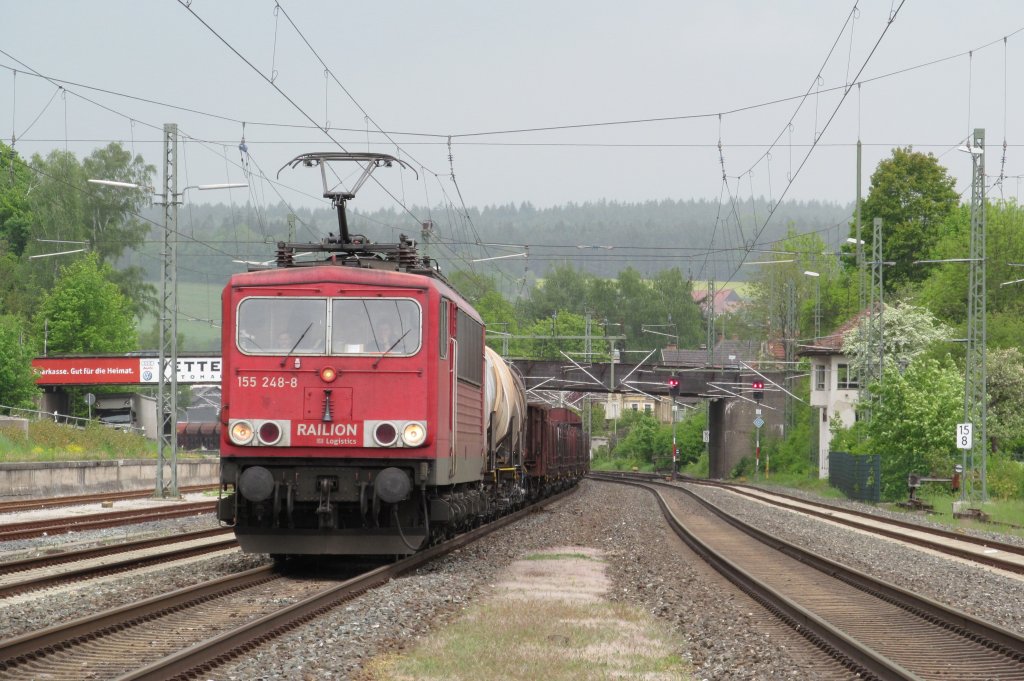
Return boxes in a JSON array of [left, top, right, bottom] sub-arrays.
[[668, 376, 680, 479], [752, 381, 764, 478]]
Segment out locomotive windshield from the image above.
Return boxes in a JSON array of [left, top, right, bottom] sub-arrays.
[[236, 296, 421, 356], [331, 298, 420, 355]]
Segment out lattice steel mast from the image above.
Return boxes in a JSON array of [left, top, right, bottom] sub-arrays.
[[964, 128, 988, 502]]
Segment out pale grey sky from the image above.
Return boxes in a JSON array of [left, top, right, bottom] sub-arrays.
[[3, 0, 1023, 226]]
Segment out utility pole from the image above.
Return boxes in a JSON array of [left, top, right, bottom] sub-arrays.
[[964, 128, 988, 503], [156, 123, 179, 498]]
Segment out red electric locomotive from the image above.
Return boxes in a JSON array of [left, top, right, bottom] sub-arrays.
[[217, 153, 587, 556]]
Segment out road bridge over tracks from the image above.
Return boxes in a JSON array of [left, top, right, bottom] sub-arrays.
[[509, 357, 788, 478]]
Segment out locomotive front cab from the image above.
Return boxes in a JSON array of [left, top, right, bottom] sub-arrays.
[[219, 277, 446, 555]]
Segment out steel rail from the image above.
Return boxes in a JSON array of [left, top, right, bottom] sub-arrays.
[[0, 486, 218, 514], [120, 486, 578, 681], [0, 486, 577, 680], [592, 474, 912, 680], [0, 528, 232, 576], [0, 502, 216, 541], [595, 471, 1024, 575], [593, 474, 1024, 680], [687, 477, 1024, 572], [0, 533, 238, 599]]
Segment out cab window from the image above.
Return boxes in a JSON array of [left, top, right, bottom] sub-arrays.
[[330, 298, 421, 355], [237, 298, 328, 354]]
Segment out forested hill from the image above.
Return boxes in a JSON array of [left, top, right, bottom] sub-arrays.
[[133, 197, 852, 283]]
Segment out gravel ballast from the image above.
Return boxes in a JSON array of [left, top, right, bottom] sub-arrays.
[[2, 479, 1022, 680]]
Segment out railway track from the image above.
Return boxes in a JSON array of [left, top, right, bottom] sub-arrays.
[[598, 471, 1024, 576], [0, 487, 577, 680], [592, 474, 1024, 680], [0, 501, 217, 542], [689, 478, 1024, 575], [0, 528, 237, 599], [0, 486, 217, 514]]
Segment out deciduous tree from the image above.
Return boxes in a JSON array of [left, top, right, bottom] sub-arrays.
[[0, 142, 34, 257], [0, 314, 40, 409], [865, 358, 963, 499], [852, 147, 958, 290], [31, 253, 137, 355]]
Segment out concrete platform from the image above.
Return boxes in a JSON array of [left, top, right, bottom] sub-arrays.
[[0, 457, 220, 499]]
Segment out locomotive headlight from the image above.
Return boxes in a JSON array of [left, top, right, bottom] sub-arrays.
[[401, 421, 427, 447], [320, 366, 337, 382], [229, 420, 255, 445]]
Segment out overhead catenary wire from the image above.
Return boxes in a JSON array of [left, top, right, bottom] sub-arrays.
[[1, 20, 1021, 145], [177, 0, 425, 232], [720, 0, 907, 291]]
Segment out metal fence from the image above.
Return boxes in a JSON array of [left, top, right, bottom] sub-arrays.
[[828, 451, 881, 503]]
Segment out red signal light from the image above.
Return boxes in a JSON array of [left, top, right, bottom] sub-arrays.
[[752, 380, 764, 390], [667, 376, 680, 397]]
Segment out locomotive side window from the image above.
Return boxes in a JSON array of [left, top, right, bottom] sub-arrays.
[[330, 298, 421, 355], [439, 299, 450, 359], [237, 298, 328, 354], [456, 308, 483, 386]]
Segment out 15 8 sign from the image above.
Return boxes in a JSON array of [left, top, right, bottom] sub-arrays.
[[956, 423, 973, 449]]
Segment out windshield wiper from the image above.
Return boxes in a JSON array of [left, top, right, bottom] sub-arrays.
[[372, 329, 411, 369], [280, 322, 314, 368]]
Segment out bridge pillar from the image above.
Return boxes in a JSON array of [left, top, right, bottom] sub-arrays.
[[40, 389, 69, 420], [708, 393, 786, 479]]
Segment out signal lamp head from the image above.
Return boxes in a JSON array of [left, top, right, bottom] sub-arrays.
[[258, 421, 282, 445], [229, 420, 255, 445], [320, 366, 337, 382], [373, 422, 398, 447], [751, 379, 765, 401]]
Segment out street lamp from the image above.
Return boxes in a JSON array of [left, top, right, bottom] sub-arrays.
[[90, 146, 245, 498], [803, 270, 821, 341]]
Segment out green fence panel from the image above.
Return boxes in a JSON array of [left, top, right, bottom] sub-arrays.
[[828, 451, 880, 502]]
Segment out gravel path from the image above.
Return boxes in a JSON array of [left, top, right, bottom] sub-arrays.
[[3, 479, 1022, 680]]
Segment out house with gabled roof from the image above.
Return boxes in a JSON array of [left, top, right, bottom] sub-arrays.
[[691, 288, 744, 316], [797, 310, 870, 478]]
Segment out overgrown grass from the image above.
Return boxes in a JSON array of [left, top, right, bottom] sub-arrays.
[[362, 597, 690, 680], [0, 421, 157, 462], [590, 457, 657, 473], [750, 471, 846, 498], [909, 487, 1024, 538]]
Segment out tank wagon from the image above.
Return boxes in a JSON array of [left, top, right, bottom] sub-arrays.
[[216, 152, 587, 556]]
